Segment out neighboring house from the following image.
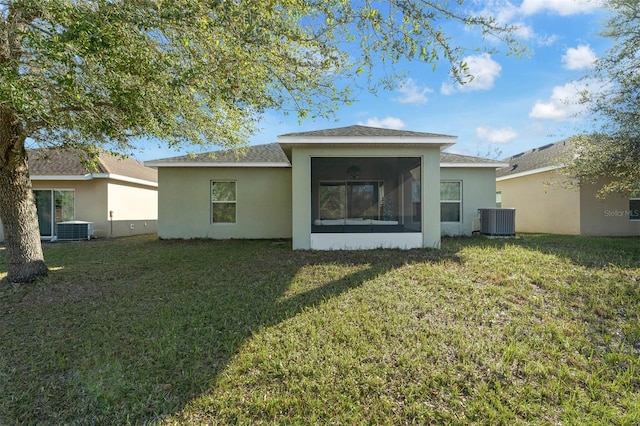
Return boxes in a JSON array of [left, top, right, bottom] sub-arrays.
[[496, 139, 640, 236], [0, 148, 158, 242], [146, 125, 505, 250]]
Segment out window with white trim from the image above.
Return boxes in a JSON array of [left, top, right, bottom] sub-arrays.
[[440, 181, 462, 222], [496, 191, 502, 208], [630, 198, 640, 221], [211, 181, 236, 223]]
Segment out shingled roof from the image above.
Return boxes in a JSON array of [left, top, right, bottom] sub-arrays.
[[145, 143, 290, 167], [496, 139, 573, 178], [440, 152, 507, 167], [279, 124, 454, 138], [147, 142, 505, 168], [28, 148, 157, 184]]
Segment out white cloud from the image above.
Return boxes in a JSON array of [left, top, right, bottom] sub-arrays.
[[394, 79, 432, 105], [562, 44, 597, 70], [475, 126, 518, 143], [536, 34, 560, 47], [440, 82, 454, 96], [520, 0, 603, 16], [501, 20, 558, 46], [529, 80, 593, 121], [358, 117, 406, 129], [475, 0, 601, 46], [441, 53, 502, 95], [473, 2, 534, 43], [512, 22, 535, 40]]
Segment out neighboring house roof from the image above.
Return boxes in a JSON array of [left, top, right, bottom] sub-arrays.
[[496, 139, 573, 180], [146, 142, 506, 168], [29, 148, 158, 186]]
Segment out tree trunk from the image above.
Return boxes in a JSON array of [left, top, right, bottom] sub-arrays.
[[0, 108, 48, 283]]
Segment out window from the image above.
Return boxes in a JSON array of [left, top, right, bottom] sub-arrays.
[[630, 198, 640, 221], [33, 189, 75, 237], [496, 191, 502, 208], [211, 181, 236, 223], [440, 181, 462, 222]]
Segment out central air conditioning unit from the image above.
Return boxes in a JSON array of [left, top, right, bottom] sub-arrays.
[[56, 221, 94, 241], [479, 208, 516, 236]]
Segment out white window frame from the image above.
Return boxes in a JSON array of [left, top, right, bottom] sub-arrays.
[[440, 181, 462, 223], [210, 181, 237, 224], [630, 197, 640, 221]]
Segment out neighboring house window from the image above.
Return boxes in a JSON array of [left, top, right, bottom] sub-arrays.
[[496, 191, 502, 208], [33, 189, 75, 237], [440, 181, 462, 222], [630, 198, 640, 221], [211, 181, 236, 223]]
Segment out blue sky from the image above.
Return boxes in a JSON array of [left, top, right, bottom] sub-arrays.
[[138, 0, 611, 161]]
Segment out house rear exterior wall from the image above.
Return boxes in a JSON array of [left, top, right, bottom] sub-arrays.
[[496, 171, 581, 235], [106, 181, 158, 237], [579, 181, 640, 236], [157, 167, 292, 239], [497, 172, 640, 236], [440, 168, 498, 237]]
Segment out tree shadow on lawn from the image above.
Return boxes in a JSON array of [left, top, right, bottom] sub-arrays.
[[446, 233, 640, 270], [0, 238, 456, 424], [2, 235, 638, 424]]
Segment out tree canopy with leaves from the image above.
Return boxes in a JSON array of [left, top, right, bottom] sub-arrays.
[[0, 0, 521, 283], [562, 0, 640, 197]]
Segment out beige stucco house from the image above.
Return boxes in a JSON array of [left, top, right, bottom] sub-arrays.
[[0, 149, 158, 242], [147, 125, 505, 250], [496, 139, 640, 236]]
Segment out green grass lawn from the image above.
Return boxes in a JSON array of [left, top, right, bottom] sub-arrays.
[[0, 234, 639, 425]]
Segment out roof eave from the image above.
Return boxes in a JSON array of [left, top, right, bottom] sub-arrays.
[[278, 137, 457, 151], [31, 173, 158, 187], [441, 162, 509, 168], [31, 174, 93, 181], [496, 165, 562, 181]]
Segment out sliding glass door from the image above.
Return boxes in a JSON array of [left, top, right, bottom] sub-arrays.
[[319, 181, 382, 220], [33, 190, 75, 238], [34, 190, 54, 237]]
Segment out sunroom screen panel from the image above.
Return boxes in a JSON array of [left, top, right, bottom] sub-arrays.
[[311, 157, 421, 233]]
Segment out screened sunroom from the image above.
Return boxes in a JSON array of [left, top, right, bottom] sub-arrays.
[[311, 157, 421, 233], [281, 124, 454, 250]]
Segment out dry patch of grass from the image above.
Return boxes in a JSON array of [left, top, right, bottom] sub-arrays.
[[1, 234, 639, 424]]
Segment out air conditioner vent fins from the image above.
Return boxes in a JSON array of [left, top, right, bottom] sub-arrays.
[[56, 221, 94, 241], [479, 208, 515, 236]]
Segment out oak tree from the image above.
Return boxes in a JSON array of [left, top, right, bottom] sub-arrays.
[[564, 0, 640, 196], [0, 0, 520, 282]]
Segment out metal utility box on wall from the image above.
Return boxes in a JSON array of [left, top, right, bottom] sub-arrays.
[[56, 221, 95, 241], [479, 208, 516, 236]]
